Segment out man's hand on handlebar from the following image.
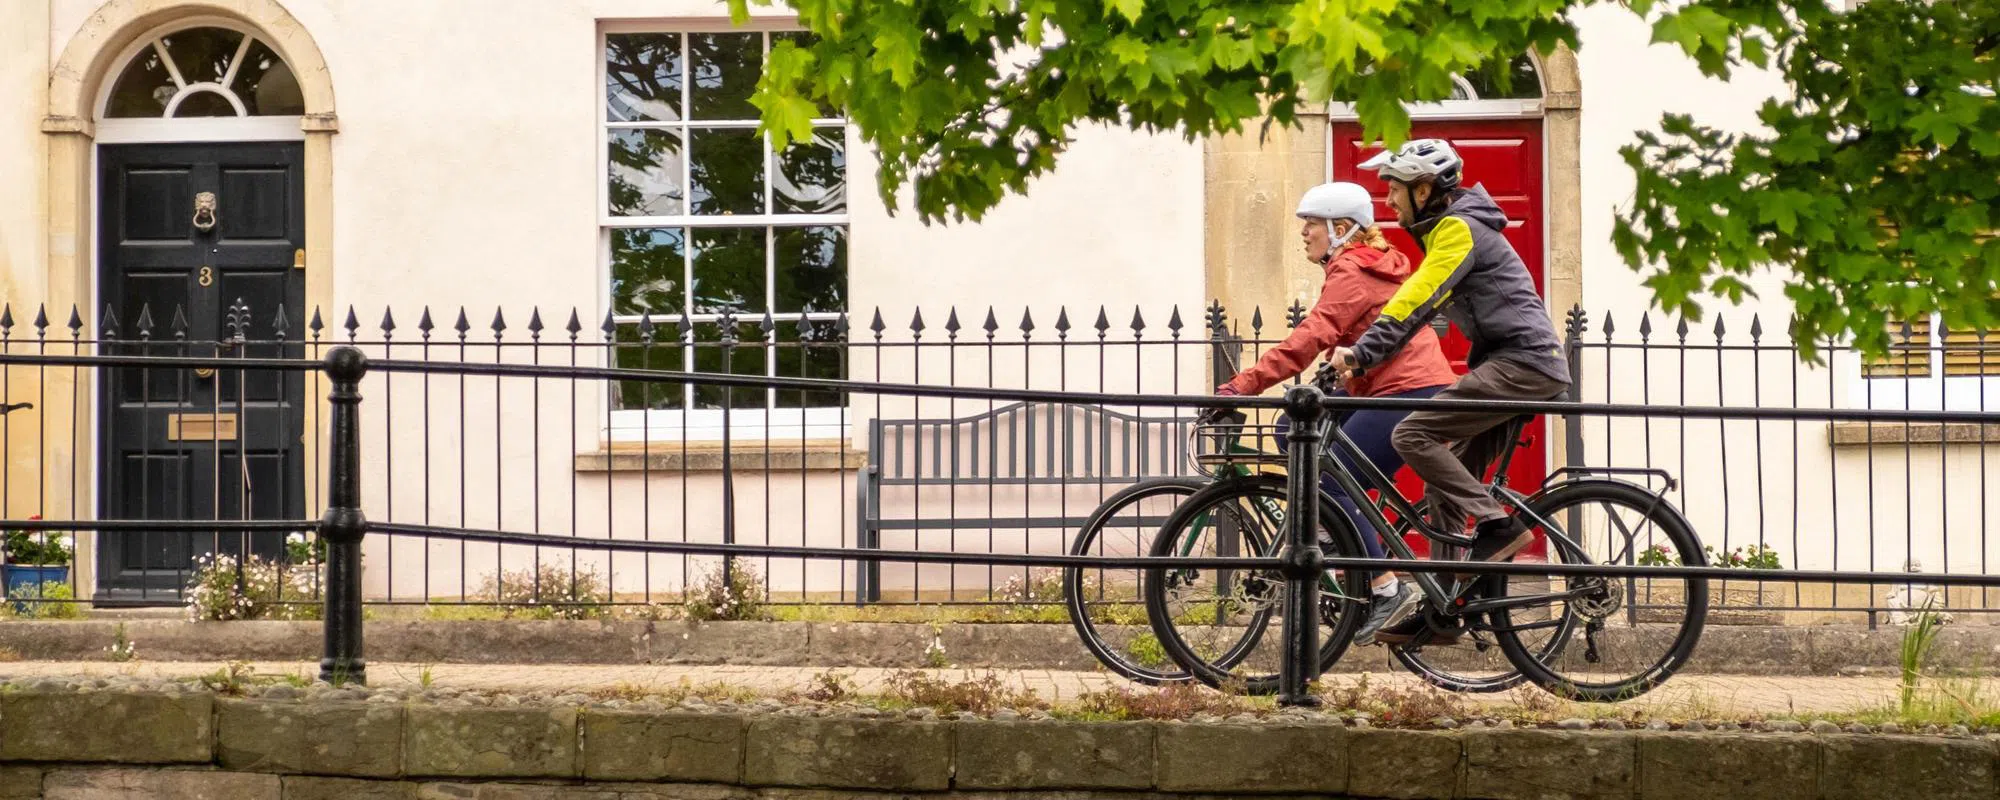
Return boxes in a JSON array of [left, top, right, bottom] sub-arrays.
[[1315, 347, 1362, 386]]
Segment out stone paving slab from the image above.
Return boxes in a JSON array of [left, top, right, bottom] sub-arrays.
[[2, 660, 1990, 718], [9, 619, 1996, 677]]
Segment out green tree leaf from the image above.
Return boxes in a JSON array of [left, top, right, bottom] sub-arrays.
[[1108, 0, 1147, 23], [731, 0, 1999, 357]]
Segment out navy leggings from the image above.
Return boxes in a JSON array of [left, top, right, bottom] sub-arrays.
[[1276, 385, 1446, 559]]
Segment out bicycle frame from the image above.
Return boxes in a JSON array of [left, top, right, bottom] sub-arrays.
[[1188, 408, 1603, 617]]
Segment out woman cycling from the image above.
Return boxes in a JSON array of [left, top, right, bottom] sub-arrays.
[[1213, 181, 1457, 644]]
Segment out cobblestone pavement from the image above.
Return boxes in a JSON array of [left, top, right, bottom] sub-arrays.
[[1, 660, 1987, 717]]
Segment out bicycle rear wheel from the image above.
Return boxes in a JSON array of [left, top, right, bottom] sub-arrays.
[[1142, 474, 1371, 695], [1491, 480, 1709, 702], [1063, 477, 1210, 684]]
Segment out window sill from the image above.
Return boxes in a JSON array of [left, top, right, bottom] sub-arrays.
[[576, 440, 867, 473], [1828, 422, 2000, 447]]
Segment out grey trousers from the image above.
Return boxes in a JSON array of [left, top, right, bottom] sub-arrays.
[[1390, 358, 1569, 526]]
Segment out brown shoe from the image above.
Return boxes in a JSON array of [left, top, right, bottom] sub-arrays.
[[1372, 614, 1466, 646], [1456, 517, 1533, 581]]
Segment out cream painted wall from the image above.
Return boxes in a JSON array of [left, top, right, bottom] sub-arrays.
[[40, 0, 1188, 325], [1572, 4, 1794, 332], [10, 1, 1991, 607], [21, 0, 1204, 601], [3, 4, 49, 303], [2, 2, 52, 523]]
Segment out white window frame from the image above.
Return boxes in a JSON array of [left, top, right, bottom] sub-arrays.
[[597, 22, 850, 443], [1843, 312, 2000, 413]]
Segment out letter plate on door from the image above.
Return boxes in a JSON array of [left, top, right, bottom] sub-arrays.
[[168, 413, 238, 442]]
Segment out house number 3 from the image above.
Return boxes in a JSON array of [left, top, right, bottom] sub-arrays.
[[198, 267, 214, 287]]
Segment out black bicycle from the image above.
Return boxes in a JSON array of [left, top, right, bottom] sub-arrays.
[[1142, 376, 1708, 702]]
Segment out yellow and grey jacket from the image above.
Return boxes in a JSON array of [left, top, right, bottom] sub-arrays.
[[1349, 185, 1570, 385]]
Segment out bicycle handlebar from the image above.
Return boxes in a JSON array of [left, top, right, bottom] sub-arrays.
[[1312, 359, 1363, 392]]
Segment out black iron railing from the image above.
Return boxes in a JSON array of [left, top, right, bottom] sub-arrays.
[[0, 299, 1993, 626], [4, 305, 2000, 701]]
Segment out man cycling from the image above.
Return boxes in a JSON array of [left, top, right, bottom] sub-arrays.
[[1327, 139, 1572, 645]]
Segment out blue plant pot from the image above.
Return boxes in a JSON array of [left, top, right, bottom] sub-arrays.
[[3, 565, 70, 613]]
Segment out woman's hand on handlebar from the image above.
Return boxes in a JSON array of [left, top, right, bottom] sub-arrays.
[[1197, 384, 1244, 425]]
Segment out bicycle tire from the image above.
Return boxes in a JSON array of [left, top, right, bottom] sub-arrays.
[[1063, 476, 1211, 684], [1491, 479, 1709, 703], [1142, 473, 1372, 695]]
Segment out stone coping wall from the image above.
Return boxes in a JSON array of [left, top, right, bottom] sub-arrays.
[[0, 680, 1995, 799], [5, 620, 1994, 676]]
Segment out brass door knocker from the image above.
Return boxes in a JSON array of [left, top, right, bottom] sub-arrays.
[[192, 192, 218, 233]]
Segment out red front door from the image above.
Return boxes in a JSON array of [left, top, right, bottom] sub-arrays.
[[1329, 118, 1548, 558]]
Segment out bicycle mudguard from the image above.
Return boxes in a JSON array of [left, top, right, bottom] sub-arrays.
[[1538, 465, 1678, 493], [1512, 477, 1707, 568]]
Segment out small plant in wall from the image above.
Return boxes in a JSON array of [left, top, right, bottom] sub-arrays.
[[284, 532, 328, 565], [106, 623, 137, 663], [185, 553, 324, 621], [923, 622, 951, 669], [683, 561, 767, 622], [475, 563, 611, 620]]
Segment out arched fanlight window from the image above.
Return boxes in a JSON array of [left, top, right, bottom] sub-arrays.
[[1449, 54, 1543, 101], [104, 26, 304, 118]]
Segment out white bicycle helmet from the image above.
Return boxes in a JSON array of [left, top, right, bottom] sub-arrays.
[[1294, 181, 1375, 228], [1294, 182, 1374, 259], [1359, 138, 1463, 190]]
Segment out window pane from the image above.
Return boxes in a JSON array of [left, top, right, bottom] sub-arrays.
[[606, 33, 683, 122], [611, 228, 686, 317], [774, 127, 846, 214], [775, 318, 846, 409], [692, 322, 767, 410], [773, 226, 846, 314], [162, 27, 245, 87], [106, 44, 176, 118], [232, 39, 304, 115], [173, 90, 237, 118], [689, 32, 762, 119], [688, 128, 766, 215], [771, 32, 838, 118], [612, 323, 687, 411], [608, 128, 686, 216], [691, 227, 766, 315]]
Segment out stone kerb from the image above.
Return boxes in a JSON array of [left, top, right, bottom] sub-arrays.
[[0, 686, 1993, 799]]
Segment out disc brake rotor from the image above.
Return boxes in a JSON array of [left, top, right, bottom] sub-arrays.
[[1573, 576, 1624, 620]]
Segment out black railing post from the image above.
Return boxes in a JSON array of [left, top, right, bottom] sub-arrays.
[[719, 316, 739, 592], [1563, 306, 1587, 473], [1278, 383, 1326, 707], [319, 345, 368, 685]]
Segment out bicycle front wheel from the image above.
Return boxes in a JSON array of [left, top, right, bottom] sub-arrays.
[[1142, 474, 1372, 695], [1063, 477, 1210, 684], [1491, 479, 1709, 703]]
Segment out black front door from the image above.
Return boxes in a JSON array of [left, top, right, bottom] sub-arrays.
[[97, 142, 307, 604]]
